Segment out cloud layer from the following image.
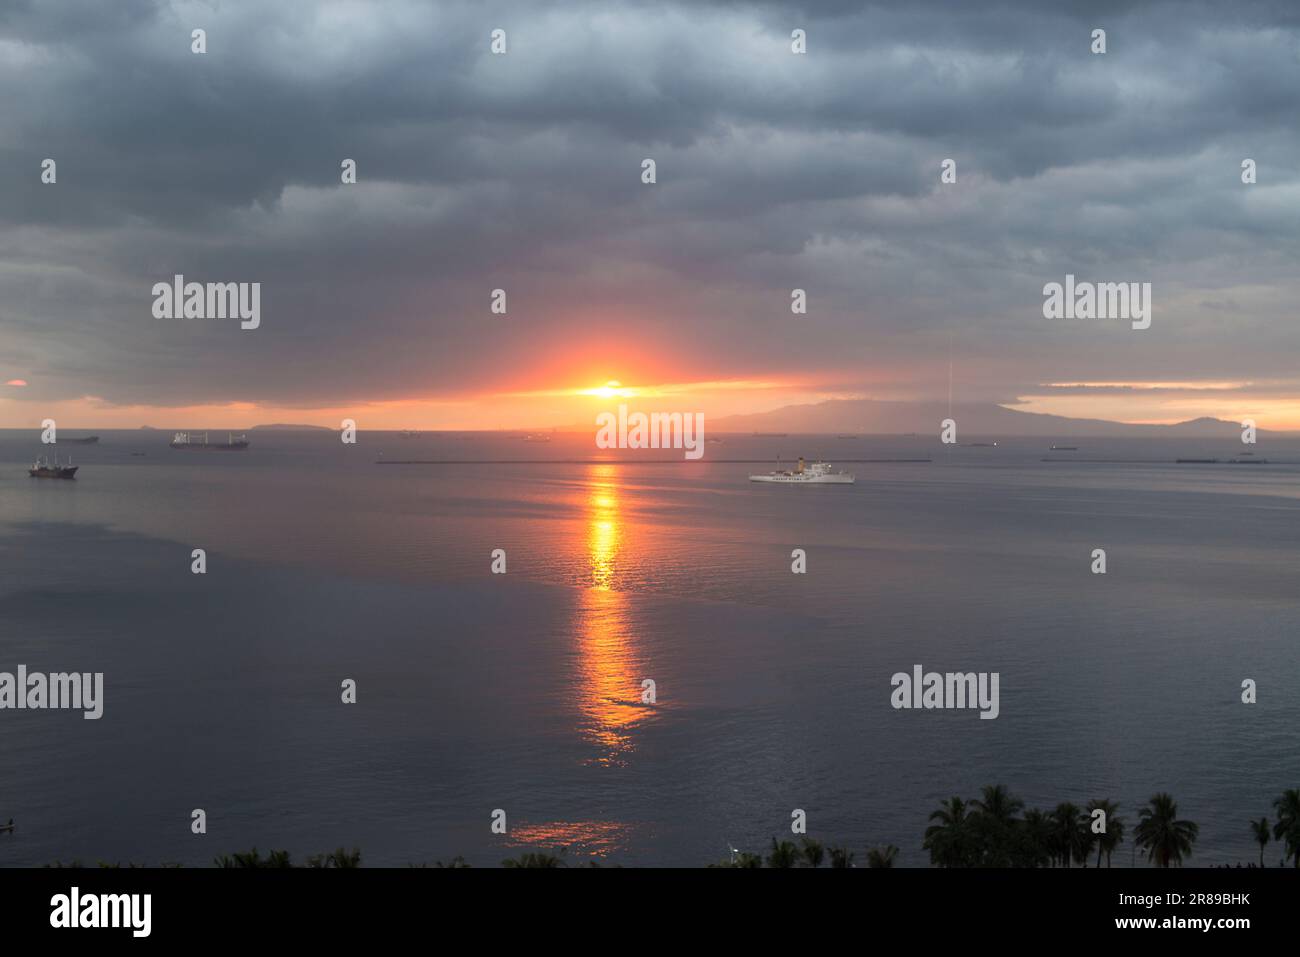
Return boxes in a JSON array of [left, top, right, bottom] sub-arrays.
[[2, 0, 1299, 424]]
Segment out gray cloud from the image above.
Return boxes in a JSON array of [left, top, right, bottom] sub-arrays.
[[2, 0, 1298, 410]]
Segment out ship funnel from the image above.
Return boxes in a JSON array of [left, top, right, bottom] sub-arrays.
[[797, 457, 804, 473]]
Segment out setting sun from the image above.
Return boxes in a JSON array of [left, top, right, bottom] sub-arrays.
[[581, 381, 639, 399]]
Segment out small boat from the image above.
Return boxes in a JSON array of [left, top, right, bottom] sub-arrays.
[[1050, 445, 1078, 451], [29, 454, 77, 479], [749, 457, 854, 484], [0, 819, 13, 834], [523, 433, 552, 443], [1229, 458, 1268, 464], [1176, 458, 1218, 464]]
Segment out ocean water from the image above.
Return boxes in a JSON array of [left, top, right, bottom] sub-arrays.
[[0, 428, 1297, 867]]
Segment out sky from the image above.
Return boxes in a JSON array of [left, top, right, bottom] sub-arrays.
[[2, 0, 1300, 430]]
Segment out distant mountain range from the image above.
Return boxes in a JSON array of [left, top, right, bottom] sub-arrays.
[[708, 399, 1282, 437], [114, 405, 1283, 437], [134, 423, 331, 431]]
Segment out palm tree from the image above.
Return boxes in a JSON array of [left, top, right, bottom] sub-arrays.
[[502, 852, 564, 868], [214, 847, 292, 868], [923, 797, 972, 867], [1250, 818, 1270, 867], [305, 847, 361, 868], [1272, 789, 1300, 868], [710, 851, 762, 868], [827, 846, 855, 868], [973, 784, 1024, 823], [766, 838, 799, 869], [866, 845, 898, 868], [799, 838, 825, 868], [1050, 803, 1089, 867], [971, 785, 1024, 866], [1134, 793, 1198, 868], [1014, 808, 1054, 868], [1087, 799, 1124, 868]]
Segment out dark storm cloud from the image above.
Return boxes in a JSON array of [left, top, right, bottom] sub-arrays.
[[1, 0, 1298, 409]]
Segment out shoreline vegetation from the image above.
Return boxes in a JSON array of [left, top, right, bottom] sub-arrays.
[[28, 787, 1300, 869]]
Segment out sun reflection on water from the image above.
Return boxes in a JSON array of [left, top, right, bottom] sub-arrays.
[[502, 819, 634, 861], [574, 464, 651, 765]]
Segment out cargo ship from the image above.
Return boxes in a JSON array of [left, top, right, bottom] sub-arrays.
[[59, 435, 99, 445], [29, 454, 78, 479], [170, 431, 249, 450]]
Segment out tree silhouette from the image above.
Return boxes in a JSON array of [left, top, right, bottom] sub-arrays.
[[1272, 789, 1300, 868], [1134, 794, 1198, 868]]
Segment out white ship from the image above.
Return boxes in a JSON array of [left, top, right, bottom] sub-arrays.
[[749, 457, 854, 484]]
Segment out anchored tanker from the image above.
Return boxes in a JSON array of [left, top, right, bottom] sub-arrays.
[[29, 454, 78, 479], [170, 431, 249, 450], [749, 457, 854, 484]]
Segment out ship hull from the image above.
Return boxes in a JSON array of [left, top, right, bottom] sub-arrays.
[[749, 474, 854, 484], [29, 467, 77, 479], [169, 444, 248, 450]]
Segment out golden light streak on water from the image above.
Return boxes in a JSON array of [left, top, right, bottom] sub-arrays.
[[574, 464, 650, 765]]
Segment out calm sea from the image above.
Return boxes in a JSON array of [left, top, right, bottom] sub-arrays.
[[0, 428, 1297, 867]]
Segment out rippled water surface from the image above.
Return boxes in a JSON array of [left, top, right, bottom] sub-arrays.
[[1, 429, 1297, 866]]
